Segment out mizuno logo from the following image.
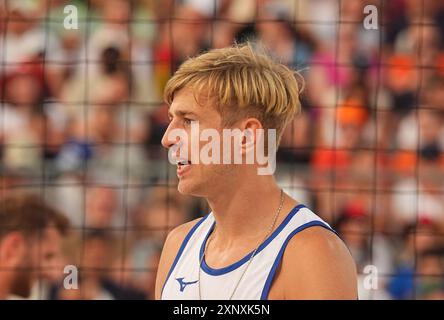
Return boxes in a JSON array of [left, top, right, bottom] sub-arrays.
[[175, 277, 199, 292]]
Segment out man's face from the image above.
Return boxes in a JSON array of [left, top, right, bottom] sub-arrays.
[[162, 87, 236, 197], [9, 227, 63, 298]]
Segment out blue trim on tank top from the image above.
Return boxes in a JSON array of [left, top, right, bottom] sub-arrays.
[[161, 214, 209, 298], [260, 220, 337, 300], [199, 204, 307, 276]]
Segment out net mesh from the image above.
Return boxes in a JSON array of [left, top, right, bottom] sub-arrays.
[[0, 0, 443, 300]]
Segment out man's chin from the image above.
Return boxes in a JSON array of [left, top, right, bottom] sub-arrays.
[[177, 180, 202, 197], [177, 182, 192, 195]]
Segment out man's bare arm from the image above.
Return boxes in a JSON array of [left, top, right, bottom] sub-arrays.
[[271, 226, 358, 299], [154, 218, 201, 300]]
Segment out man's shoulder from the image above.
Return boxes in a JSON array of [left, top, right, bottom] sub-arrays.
[[270, 225, 358, 299], [286, 224, 342, 253], [283, 225, 356, 276], [165, 217, 204, 249]]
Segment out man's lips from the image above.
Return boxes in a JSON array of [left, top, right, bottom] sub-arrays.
[[176, 158, 191, 178], [176, 159, 192, 166], [177, 161, 191, 178]]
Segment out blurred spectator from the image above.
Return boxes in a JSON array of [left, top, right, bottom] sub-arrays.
[[391, 161, 444, 229], [415, 247, 444, 299], [54, 230, 144, 300], [387, 220, 444, 299], [0, 194, 69, 299], [334, 202, 393, 299], [85, 186, 119, 229], [256, 1, 315, 70], [0, 0, 65, 97], [127, 185, 193, 298], [61, 44, 131, 117], [153, 2, 212, 97], [130, 185, 191, 258], [1, 67, 66, 175], [395, 106, 444, 154]]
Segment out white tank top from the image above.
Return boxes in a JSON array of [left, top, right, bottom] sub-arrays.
[[161, 204, 336, 300]]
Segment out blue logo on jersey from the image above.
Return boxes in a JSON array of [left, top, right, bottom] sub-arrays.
[[175, 277, 198, 292]]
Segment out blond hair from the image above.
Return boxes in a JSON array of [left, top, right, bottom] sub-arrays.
[[164, 43, 303, 142]]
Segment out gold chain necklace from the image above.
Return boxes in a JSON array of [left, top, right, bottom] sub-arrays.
[[198, 189, 284, 300]]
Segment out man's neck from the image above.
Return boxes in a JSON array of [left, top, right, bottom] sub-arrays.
[[206, 172, 292, 247]]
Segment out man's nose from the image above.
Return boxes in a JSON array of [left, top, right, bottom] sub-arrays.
[[161, 125, 172, 149], [161, 122, 180, 149]]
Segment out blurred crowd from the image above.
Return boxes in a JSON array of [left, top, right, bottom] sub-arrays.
[[0, 0, 443, 300]]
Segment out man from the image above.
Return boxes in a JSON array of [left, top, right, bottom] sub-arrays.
[[0, 194, 69, 299], [155, 44, 357, 300]]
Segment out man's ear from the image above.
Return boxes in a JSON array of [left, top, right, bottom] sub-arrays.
[[239, 118, 263, 155], [0, 232, 26, 268]]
